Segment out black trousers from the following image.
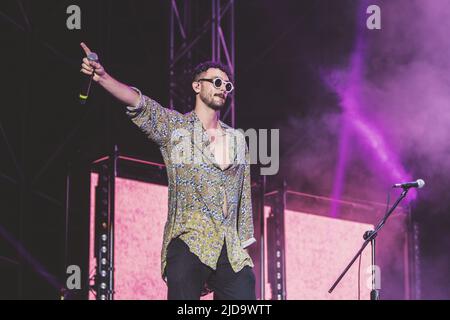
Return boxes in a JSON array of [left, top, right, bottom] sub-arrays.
[[165, 237, 256, 300]]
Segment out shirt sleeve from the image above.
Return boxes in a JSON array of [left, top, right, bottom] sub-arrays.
[[238, 142, 256, 249], [125, 87, 180, 146]]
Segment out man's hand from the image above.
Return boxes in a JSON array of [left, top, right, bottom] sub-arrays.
[[78, 42, 140, 107], [80, 42, 106, 82]]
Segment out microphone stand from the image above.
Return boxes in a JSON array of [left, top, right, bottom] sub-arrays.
[[328, 187, 410, 300]]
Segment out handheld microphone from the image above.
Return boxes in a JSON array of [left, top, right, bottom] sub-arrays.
[[393, 179, 425, 189], [79, 52, 98, 104]]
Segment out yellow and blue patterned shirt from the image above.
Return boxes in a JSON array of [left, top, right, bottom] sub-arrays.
[[125, 89, 256, 280]]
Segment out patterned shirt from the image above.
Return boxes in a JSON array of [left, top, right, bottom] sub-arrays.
[[125, 88, 256, 280]]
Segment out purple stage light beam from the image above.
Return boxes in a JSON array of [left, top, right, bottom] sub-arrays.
[[329, 1, 414, 217]]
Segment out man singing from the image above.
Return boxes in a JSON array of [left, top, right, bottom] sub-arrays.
[[80, 42, 256, 300]]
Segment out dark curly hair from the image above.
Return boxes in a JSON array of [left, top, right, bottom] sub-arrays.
[[191, 61, 233, 83]]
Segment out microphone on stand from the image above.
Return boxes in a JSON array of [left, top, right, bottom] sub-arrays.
[[393, 179, 425, 189], [79, 52, 98, 104]]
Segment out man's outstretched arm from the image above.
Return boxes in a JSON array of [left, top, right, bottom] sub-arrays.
[[80, 42, 179, 146], [80, 42, 140, 107]]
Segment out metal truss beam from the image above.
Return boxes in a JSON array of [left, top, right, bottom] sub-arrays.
[[169, 0, 235, 127]]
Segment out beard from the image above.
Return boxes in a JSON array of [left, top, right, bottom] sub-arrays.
[[200, 92, 231, 111]]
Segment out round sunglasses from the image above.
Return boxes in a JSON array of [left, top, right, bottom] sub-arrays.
[[197, 77, 234, 93]]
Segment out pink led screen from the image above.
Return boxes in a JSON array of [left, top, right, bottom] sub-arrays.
[[90, 174, 373, 299], [89, 173, 213, 300], [274, 209, 373, 300]]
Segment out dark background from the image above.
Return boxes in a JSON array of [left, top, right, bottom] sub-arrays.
[[1, 0, 449, 299]]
